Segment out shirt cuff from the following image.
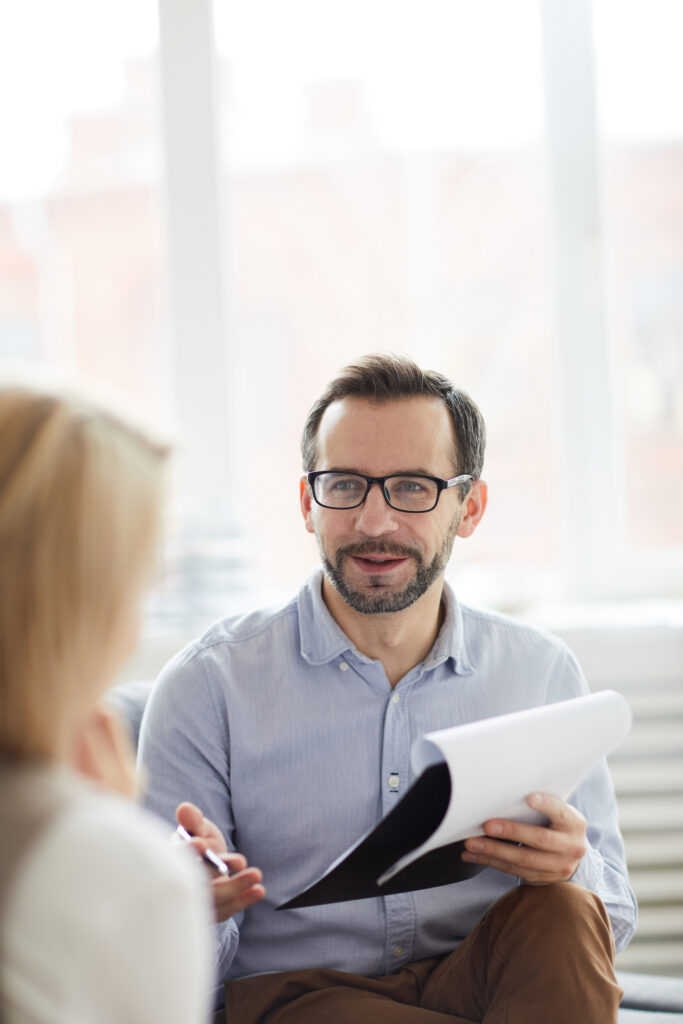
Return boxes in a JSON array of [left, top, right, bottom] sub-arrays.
[[570, 842, 602, 891], [215, 918, 240, 979]]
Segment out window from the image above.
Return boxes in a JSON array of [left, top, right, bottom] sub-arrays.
[[1, 0, 681, 623], [594, 0, 683, 560], [215, 0, 561, 604], [0, 1, 166, 414]]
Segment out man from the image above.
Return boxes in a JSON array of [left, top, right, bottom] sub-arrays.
[[139, 354, 636, 1023]]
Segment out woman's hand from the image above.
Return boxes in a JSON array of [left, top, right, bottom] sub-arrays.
[[70, 705, 138, 798]]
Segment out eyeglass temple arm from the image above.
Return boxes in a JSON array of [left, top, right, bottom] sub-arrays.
[[445, 474, 474, 487]]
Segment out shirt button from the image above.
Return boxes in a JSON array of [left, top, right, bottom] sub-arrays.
[[393, 945, 405, 957], [391, 693, 400, 704], [388, 774, 400, 788], [339, 662, 349, 671]]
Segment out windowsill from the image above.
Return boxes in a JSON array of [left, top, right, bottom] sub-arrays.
[[517, 599, 683, 634]]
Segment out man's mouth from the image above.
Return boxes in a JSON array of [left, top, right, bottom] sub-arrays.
[[348, 554, 410, 574]]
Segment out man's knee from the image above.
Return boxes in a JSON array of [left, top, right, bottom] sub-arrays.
[[464, 883, 622, 1023], [489, 881, 615, 959], [520, 881, 610, 930], [519, 879, 604, 911]]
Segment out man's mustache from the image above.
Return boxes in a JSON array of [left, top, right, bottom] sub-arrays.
[[337, 540, 421, 560]]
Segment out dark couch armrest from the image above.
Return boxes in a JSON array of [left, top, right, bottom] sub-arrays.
[[106, 680, 155, 750], [618, 971, 683, 1014]]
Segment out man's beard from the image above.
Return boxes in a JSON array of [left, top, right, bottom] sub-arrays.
[[319, 519, 459, 614]]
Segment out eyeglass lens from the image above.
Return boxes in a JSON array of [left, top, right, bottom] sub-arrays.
[[313, 473, 439, 512]]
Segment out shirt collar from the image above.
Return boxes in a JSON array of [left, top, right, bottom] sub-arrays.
[[298, 567, 473, 676], [298, 567, 359, 665], [423, 579, 474, 675]]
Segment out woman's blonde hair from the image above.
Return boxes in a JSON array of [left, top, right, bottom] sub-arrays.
[[0, 384, 170, 760]]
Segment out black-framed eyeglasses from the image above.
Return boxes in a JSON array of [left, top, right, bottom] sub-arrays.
[[307, 471, 474, 514]]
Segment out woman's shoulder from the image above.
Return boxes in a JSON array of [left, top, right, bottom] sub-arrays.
[[1, 772, 212, 1024], [1, 763, 183, 871], [5, 770, 208, 944], [40, 780, 203, 899]]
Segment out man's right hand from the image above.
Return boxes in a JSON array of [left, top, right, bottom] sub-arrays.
[[176, 802, 265, 922]]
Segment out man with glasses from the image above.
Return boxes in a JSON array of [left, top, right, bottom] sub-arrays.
[[140, 353, 635, 1023]]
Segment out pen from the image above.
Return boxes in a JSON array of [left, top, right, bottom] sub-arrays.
[[175, 824, 230, 876]]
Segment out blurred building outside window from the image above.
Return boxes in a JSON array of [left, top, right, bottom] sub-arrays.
[[593, 0, 683, 566], [0, 1, 167, 411]]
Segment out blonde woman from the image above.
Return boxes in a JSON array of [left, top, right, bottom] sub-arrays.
[[0, 385, 260, 1023]]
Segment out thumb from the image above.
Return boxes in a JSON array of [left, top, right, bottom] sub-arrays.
[[176, 801, 208, 837]]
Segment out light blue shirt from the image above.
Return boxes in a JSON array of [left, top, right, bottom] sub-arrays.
[[139, 568, 637, 983]]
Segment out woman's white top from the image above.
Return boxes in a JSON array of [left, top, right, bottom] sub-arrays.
[[0, 765, 213, 1024]]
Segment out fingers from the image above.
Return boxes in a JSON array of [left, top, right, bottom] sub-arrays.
[[176, 802, 228, 852], [525, 791, 582, 828], [479, 811, 586, 852], [176, 802, 208, 837], [461, 794, 587, 884], [462, 835, 584, 882], [221, 852, 248, 873], [185, 839, 248, 876], [211, 868, 265, 923]]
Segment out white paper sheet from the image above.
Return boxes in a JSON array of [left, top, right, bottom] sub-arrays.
[[378, 689, 631, 885]]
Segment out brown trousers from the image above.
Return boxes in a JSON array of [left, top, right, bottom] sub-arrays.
[[220, 883, 623, 1024]]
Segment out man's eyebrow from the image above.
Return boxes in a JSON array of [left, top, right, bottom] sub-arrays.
[[322, 467, 439, 477]]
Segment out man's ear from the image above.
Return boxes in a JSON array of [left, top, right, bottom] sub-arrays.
[[300, 476, 316, 534], [456, 479, 488, 538]]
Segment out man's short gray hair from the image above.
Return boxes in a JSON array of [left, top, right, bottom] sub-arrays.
[[301, 353, 486, 494]]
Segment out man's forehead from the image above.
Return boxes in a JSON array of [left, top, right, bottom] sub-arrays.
[[316, 395, 457, 464], [320, 394, 446, 426]]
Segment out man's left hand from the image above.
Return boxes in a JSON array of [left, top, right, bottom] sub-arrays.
[[461, 792, 587, 884]]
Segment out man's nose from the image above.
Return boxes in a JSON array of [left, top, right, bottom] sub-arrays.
[[353, 482, 400, 535]]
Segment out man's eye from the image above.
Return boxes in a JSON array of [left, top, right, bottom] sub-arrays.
[[394, 478, 426, 492], [330, 477, 363, 492]]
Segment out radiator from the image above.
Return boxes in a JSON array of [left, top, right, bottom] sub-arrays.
[[553, 615, 683, 978]]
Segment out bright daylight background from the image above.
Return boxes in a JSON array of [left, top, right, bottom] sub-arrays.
[[1, 0, 682, 977]]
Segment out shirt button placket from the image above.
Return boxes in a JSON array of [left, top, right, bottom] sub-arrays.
[[381, 683, 415, 970]]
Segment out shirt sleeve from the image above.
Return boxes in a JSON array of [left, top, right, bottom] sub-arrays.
[[138, 645, 241, 979], [546, 645, 638, 952]]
